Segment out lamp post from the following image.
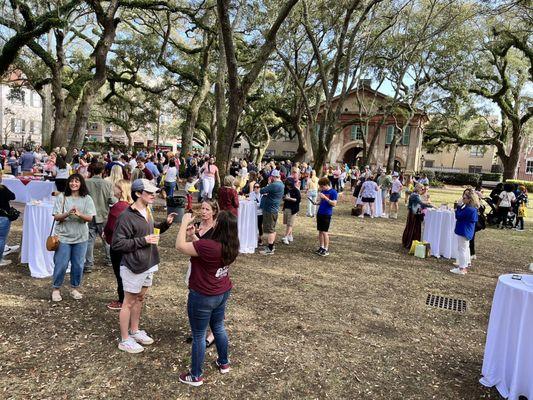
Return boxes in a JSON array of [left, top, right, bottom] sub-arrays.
[[420, 154, 425, 172]]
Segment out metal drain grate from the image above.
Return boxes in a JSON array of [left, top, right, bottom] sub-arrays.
[[426, 294, 466, 312]]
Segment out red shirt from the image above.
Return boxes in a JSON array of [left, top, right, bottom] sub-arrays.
[[104, 201, 130, 245], [190, 239, 232, 296], [217, 186, 239, 217]]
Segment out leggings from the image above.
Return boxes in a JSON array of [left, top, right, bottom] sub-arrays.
[[110, 248, 124, 303], [257, 215, 263, 237], [515, 217, 524, 230], [469, 231, 475, 256]]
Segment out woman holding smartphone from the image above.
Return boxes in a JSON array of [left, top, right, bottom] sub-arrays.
[[176, 210, 240, 386]]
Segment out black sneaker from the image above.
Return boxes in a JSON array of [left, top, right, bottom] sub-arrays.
[[319, 249, 330, 257], [83, 267, 93, 273], [314, 247, 324, 255]]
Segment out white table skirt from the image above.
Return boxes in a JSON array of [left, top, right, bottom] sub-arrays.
[[422, 209, 458, 259], [238, 200, 258, 254], [480, 274, 533, 400], [3, 178, 56, 203], [356, 190, 383, 216], [21, 202, 55, 278]]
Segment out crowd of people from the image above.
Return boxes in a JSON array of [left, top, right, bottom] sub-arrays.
[[0, 144, 529, 384]]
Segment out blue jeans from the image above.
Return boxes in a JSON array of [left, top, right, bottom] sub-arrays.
[[0, 216, 11, 262], [164, 181, 176, 198], [52, 241, 88, 289], [187, 289, 230, 378]]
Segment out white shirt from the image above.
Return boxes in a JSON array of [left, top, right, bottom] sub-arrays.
[[164, 166, 178, 183], [391, 179, 403, 193], [55, 164, 72, 179], [499, 191, 515, 208], [248, 191, 263, 215]]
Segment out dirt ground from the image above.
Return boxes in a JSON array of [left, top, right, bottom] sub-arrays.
[[0, 186, 531, 399]]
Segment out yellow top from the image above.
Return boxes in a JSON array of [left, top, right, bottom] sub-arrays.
[[308, 176, 319, 191]]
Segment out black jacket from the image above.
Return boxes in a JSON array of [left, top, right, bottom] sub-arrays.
[[111, 206, 170, 274], [0, 185, 15, 212]]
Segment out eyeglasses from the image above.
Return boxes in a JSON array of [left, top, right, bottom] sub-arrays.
[[254, 185, 260, 188]]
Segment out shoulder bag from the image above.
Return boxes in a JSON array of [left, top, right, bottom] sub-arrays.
[[46, 195, 66, 252]]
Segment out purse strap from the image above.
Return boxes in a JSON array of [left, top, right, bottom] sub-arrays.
[[49, 195, 66, 236]]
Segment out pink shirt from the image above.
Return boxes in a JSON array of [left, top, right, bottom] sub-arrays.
[[202, 162, 218, 178]]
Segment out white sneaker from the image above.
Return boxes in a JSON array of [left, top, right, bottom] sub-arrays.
[[70, 289, 83, 300], [281, 237, 289, 245], [450, 267, 467, 275], [130, 329, 154, 345], [118, 337, 144, 353], [288, 235, 294, 243], [381, 214, 388, 218], [0, 259, 12, 266], [471, 255, 477, 260], [3, 245, 20, 256], [51, 290, 62, 302]]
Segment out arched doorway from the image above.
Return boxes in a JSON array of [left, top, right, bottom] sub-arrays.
[[343, 147, 363, 166]]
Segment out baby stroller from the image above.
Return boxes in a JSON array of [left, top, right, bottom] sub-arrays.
[[502, 210, 516, 229], [483, 197, 499, 226]]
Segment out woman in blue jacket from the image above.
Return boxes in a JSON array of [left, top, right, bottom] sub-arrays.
[[450, 188, 479, 275]]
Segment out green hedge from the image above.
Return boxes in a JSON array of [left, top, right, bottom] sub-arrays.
[[434, 171, 481, 186], [421, 170, 435, 181], [506, 179, 533, 192], [481, 172, 503, 182]]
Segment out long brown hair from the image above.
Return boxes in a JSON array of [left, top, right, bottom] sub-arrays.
[[211, 210, 239, 265]]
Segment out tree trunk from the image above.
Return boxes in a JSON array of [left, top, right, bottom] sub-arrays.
[[313, 146, 328, 177], [293, 122, 307, 162], [386, 135, 397, 172], [66, 1, 120, 160], [215, 0, 299, 174], [38, 85, 53, 150]]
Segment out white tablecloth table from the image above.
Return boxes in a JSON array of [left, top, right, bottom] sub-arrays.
[[480, 274, 533, 400], [238, 200, 258, 254], [2, 178, 56, 203], [422, 209, 458, 259], [356, 190, 383, 217], [21, 202, 55, 278]]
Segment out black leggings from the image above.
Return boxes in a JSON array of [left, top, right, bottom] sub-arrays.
[[515, 217, 524, 230], [110, 248, 124, 303], [469, 232, 475, 256], [257, 215, 263, 237]]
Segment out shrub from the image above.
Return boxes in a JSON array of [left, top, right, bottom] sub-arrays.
[[481, 172, 503, 182], [421, 170, 435, 181], [429, 179, 445, 188], [506, 179, 533, 192], [434, 171, 481, 186]]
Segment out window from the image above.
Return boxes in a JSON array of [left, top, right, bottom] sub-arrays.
[[526, 159, 533, 174], [402, 126, 410, 145], [470, 146, 485, 157], [468, 165, 482, 174], [265, 150, 276, 157], [29, 120, 34, 133], [10, 118, 25, 133], [424, 160, 434, 168], [386, 125, 395, 144], [350, 125, 366, 141], [283, 151, 296, 157], [30, 91, 41, 107]]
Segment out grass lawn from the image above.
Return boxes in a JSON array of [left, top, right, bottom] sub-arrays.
[[0, 185, 531, 399]]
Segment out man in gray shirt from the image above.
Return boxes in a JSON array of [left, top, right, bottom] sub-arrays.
[[84, 161, 114, 272]]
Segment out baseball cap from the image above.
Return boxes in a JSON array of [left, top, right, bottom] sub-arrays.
[[392, 172, 399, 177], [132, 179, 160, 194], [270, 169, 280, 178]]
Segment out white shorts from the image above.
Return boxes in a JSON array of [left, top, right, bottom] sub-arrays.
[[120, 265, 157, 294]]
